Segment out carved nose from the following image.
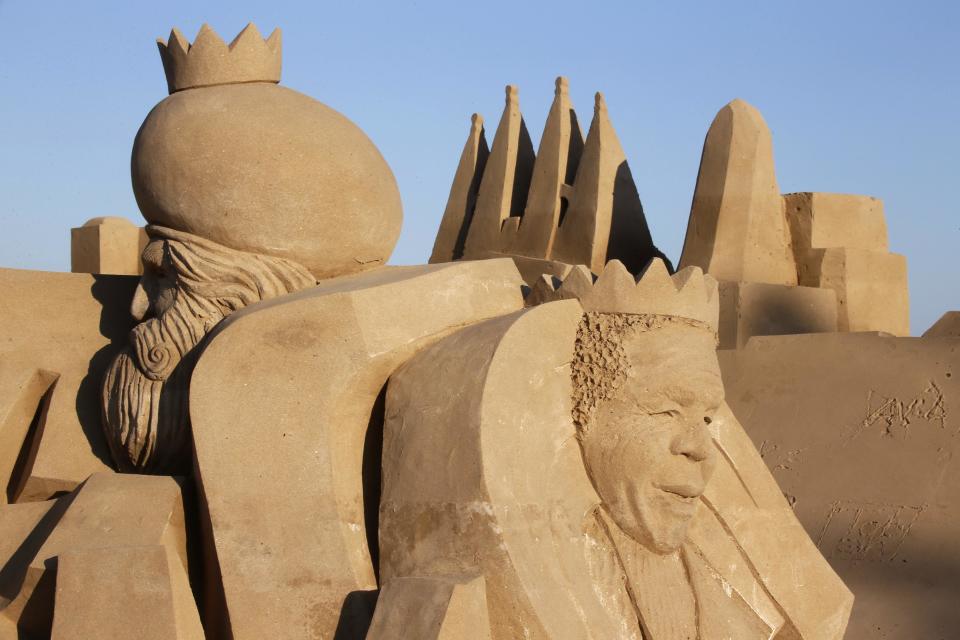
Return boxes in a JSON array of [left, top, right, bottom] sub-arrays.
[[672, 423, 712, 462], [130, 281, 150, 321]]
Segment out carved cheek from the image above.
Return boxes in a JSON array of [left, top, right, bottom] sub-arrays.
[[152, 280, 179, 316], [700, 442, 719, 483]]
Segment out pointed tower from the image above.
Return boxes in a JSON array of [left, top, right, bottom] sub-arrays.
[[462, 85, 535, 259], [508, 77, 583, 258], [430, 114, 489, 263], [678, 99, 797, 285], [551, 93, 659, 274]]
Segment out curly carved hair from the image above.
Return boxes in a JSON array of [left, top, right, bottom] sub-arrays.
[[570, 312, 713, 434]]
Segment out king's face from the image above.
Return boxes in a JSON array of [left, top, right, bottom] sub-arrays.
[[579, 324, 723, 554], [131, 240, 178, 322]]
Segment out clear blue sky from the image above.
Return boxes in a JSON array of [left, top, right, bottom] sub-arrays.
[[1, 1, 957, 333]]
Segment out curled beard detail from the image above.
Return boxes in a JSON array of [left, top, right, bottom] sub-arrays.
[[101, 346, 192, 474]]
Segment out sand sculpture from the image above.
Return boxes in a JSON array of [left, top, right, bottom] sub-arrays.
[[0, 20, 956, 640], [375, 262, 851, 639], [433, 90, 910, 349], [431, 78, 669, 283], [677, 100, 909, 346]]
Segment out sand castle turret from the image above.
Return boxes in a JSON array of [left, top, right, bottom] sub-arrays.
[[678, 99, 797, 285], [679, 99, 909, 346], [431, 78, 666, 283]]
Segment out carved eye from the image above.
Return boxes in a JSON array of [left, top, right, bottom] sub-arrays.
[[652, 409, 680, 419], [703, 416, 713, 425]]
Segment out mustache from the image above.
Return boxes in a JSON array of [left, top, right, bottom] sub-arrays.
[[130, 294, 208, 382]]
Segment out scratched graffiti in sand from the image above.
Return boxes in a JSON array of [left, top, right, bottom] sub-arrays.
[[816, 501, 924, 563], [846, 381, 948, 440], [758, 440, 804, 471]]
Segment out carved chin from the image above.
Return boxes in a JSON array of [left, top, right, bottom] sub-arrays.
[[611, 488, 698, 554]]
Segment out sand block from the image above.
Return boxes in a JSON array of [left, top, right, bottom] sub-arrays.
[[70, 217, 148, 276], [923, 311, 960, 337], [679, 100, 797, 285], [799, 247, 909, 334], [717, 281, 838, 349], [0, 268, 138, 502], [189, 260, 524, 639], [51, 545, 202, 640], [0, 500, 65, 640], [0, 473, 187, 638], [720, 333, 960, 639], [367, 575, 491, 640], [0, 357, 58, 504], [0, 500, 62, 578], [784, 192, 888, 254]]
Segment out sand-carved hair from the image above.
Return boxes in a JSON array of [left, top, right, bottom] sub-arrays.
[[570, 312, 713, 434], [102, 225, 315, 473], [129, 226, 316, 380], [525, 260, 719, 434]]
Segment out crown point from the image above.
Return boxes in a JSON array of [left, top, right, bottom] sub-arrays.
[[191, 23, 227, 56], [505, 84, 519, 103], [634, 259, 677, 314], [525, 259, 717, 327], [230, 22, 263, 48], [471, 113, 484, 128], [558, 265, 594, 300], [639, 257, 672, 283], [671, 265, 704, 291], [525, 274, 561, 307], [584, 260, 638, 313], [265, 27, 282, 50], [555, 76, 569, 95], [165, 27, 189, 54]]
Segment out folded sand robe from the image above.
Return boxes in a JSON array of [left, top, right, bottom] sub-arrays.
[[375, 300, 852, 639]]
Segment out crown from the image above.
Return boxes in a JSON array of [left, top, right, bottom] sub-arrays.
[[526, 258, 720, 330], [157, 23, 282, 94]]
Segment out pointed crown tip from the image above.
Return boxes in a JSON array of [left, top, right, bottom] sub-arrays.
[[157, 22, 282, 93], [528, 259, 718, 331]]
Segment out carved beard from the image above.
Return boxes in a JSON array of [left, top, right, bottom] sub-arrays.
[[100, 227, 317, 473], [101, 296, 212, 473]]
